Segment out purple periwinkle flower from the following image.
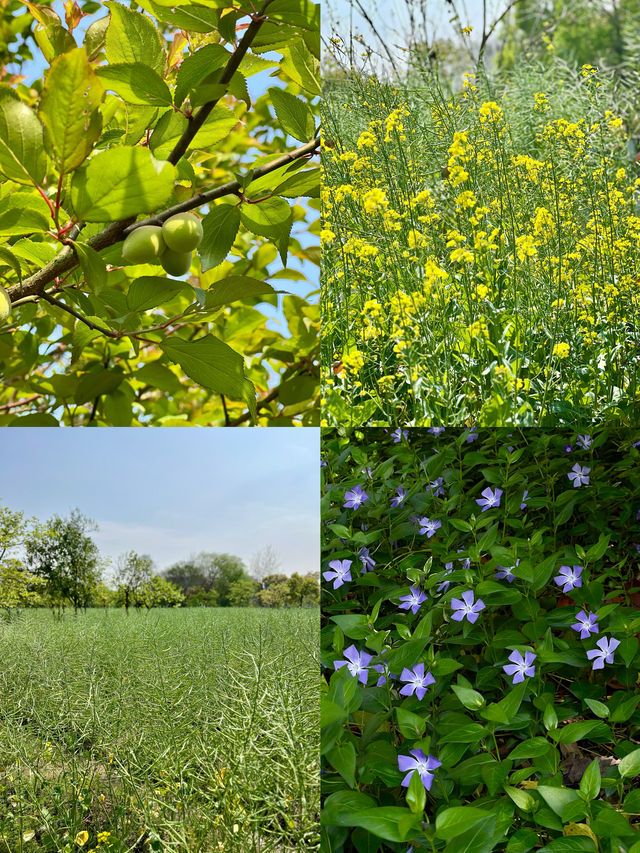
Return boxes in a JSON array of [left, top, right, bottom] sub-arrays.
[[633, 440, 640, 448], [427, 477, 444, 497], [398, 750, 441, 790], [391, 428, 409, 443], [465, 432, 479, 443], [428, 427, 445, 436], [437, 564, 454, 593], [564, 444, 574, 453], [554, 564, 583, 593], [495, 559, 519, 583], [520, 489, 529, 510], [334, 645, 372, 684], [399, 585, 428, 615], [567, 464, 590, 487], [476, 486, 503, 512], [503, 649, 536, 684], [418, 517, 441, 538], [576, 434, 592, 450], [458, 551, 471, 570], [344, 484, 368, 509], [572, 610, 599, 639], [372, 660, 397, 686], [586, 636, 620, 670], [451, 590, 485, 623], [391, 487, 407, 507], [358, 546, 376, 573], [323, 559, 352, 589], [399, 663, 435, 700]]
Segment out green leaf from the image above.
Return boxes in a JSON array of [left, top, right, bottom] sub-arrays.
[[279, 41, 321, 95], [348, 807, 422, 842], [174, 43, 230, 107], [74, 242, 107, 292], [126, 276, 187, 313], [406, 767, 426, 814], [34, 23, 77, 64], [325, 740, 356, 788], [0, 96, 47, 185], [133, 362, 182, 393], [0, 199, 49, 236], [276, 167, 320, 198], [451, 683, 485, 710], [241, 197, 292, 239], [84, 16, 109, 60], [536, 785, 580, 817], [549, 720, 609, 744], [39, 47, 103, 173], [71, 147, 176, 222], [583, 698, 609, 718], [321, 791, 377, 827], [330, 614, 369, 640], [161, 334, 255, 414], [395, 707, 426, 739], [190, 105, 238, 149], [205, 276, 277, 307], [267, 86, 315, 142], [200, 204, 241, 271], [509, 737, 553, 760], [579, 758, 600, 800], [504, 786, 535, 811], [96, 63, 173, 107], [9, 413, 60, 426], [0, 248, 22, 284], [74, 367, 124, 403], [149, 110, 188, 159], [443, 815, 500, 853], [105, 1, 165, 73], [136, 0, 221, 34], [435, 806, 490, 840], [619, 747, 640, 778], [481, 680, 527, 725], [439, 724, 489, 744]]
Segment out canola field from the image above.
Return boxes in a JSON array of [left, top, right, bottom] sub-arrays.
[[322, 63, 640, 427], [0, 607, 319, 853]]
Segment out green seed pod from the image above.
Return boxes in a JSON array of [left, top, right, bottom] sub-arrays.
[[161, 249, 192, 277], [162, 213, 203, 252], [122, 225, 165, 264], [0, 286, 11, 322]]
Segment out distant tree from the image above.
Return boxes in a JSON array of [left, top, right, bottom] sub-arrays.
[[164, 560, 209, 594], [91, 580, 115, 610], [183, 587, 219, 608], [228, 577, 259, 607], [24, 509, 102, 615], [285, 572, 320, 607], [250, 545, 282, 587], [0, 558, 46, 618], [137, 575, 184, 609], [114, 551, 153, 614], [255, 573, 290, 608]]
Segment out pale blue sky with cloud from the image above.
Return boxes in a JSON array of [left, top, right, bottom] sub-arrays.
[[0, 428, 319, 577]]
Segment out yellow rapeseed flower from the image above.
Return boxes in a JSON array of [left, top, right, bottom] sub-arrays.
[[75, 832, 89, 847]]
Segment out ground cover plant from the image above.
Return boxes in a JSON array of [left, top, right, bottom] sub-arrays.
[[0, 606, 319, 853], [322, 56, 640, 426], [321, 427, 640, 852], [0, 0, 320, 426]]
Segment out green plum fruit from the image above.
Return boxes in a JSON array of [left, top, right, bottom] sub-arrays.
[[122, 225, 165, 264], [0, 286, 11, 322], [161, 248, 192, 276], [162, 212, 203, 252]]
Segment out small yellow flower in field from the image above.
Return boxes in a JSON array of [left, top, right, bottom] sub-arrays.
[[320, 229, 335, 243], [553, 342, 570, 358], [357, 130, 377, 150], [456, 190, 477, 209], [581, 63, 598, 77], [605, 110, 623, 130], [478, 101, 503, 123], [475, 284, 489, 299], [533, 92, 549, 111], [75, 831, 89, 847], [462, 25, 473, 35], [450, 247, 474, 263], [362, 187, 387, 214], [516, 234, 536, 261]]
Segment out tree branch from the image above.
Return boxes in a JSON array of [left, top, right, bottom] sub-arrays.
[[167, 0, 276, 165], [7, 137, 319, 304]]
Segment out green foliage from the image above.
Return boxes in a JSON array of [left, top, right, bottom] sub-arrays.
[[0, 607, 319, 851], [321, 428, 640, 853], [0, 0, 319, 425]]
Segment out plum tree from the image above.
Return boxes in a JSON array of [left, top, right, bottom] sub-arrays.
[[161, 249, 192, 277], [162, 213, 203, 253], [121, 225, 165, 265]]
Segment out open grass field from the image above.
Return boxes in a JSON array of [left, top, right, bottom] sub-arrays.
[[322, 62, 640, 427], [0, 607, 319, 853]]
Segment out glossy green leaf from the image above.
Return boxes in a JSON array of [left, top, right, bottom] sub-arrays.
[[435, 806, 491, 840], [200, 204, 241, 271], [0, 96, 47, 185], [96, 63, 173, 107], [105, 1, 165, 73], [268, 86, 315, 142]]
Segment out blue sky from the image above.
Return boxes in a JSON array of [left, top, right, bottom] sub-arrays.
[[0, 428, 320, 577]]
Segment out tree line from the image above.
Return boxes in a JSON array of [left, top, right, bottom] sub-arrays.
[[0, 502, 319, 617]]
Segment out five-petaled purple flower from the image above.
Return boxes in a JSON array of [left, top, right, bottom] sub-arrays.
[[427, 477, 444, 497], [572, 610, 599, 639], [428, 427, 445, 436], [554, 564, 583, 593], [520, 489, 529, 510], [437, 564, 454, 593], [564, 444, 574, 453], [466, 432, 479, 443], [391, 428, 409, 443], [495, 559, 519, 583], [567, 464, 590, 487], [344, 484, 368, 509], [358, 546, 376, 574], [576, 434, 592, 449], [399, 585, 428, 615], [334, 645, 372, 684], [391, 487, 407, 507], [323, 559, 352, 589], [586, 636, 620, 670], [399, 663, 436, 700], [476, 487, 503, 512], [372, 659, 397, 686], [418, 517, 441, 537], [451, 590, 485, 623], [398, 750, 441, 790], [503, 649, 536, 684]]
